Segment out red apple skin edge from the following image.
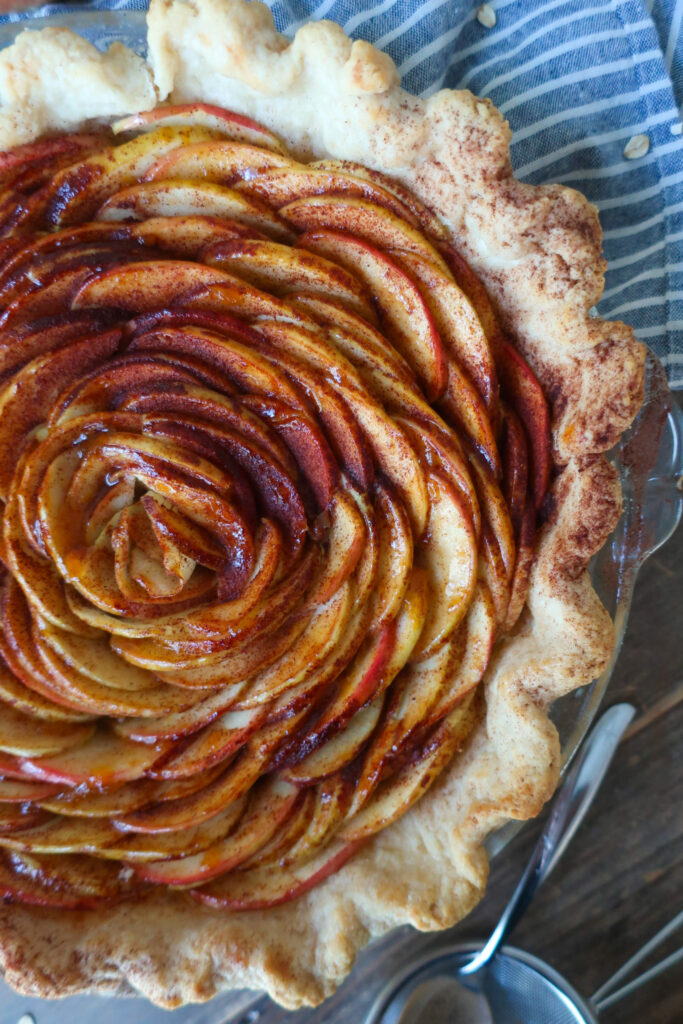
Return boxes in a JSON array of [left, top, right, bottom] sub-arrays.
[[497, 340, 552, 509], [191, 841, 364, 910]]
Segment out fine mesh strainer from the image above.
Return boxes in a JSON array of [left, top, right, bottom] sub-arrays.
[[368, 920, 683, 1024], [365, 703, 683, 1024]]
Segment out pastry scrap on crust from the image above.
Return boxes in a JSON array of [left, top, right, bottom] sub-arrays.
[[0, 0, 645, 1010]]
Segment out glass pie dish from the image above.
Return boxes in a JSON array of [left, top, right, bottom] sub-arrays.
[[0, 10, 681, 1024]]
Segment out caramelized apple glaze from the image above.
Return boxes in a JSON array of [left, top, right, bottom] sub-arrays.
[[0, 106, 550, 910]]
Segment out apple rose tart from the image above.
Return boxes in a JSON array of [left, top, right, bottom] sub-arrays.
[[0, 0, 644, 1010], [0, 102, 543, 903]]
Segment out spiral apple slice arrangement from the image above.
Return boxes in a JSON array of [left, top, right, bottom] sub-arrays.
[[0, 104, 551, 910]]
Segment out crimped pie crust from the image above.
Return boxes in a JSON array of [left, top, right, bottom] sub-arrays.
[[0, 0, 644, 1009]]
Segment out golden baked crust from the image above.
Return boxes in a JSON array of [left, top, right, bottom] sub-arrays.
[[0, 0, 645, 1009]]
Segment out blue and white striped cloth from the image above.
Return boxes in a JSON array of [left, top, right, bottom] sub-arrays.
[[1, 0, 682, 387]]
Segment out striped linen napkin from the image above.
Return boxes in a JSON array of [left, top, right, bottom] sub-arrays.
[[1, 0, 682, 387]]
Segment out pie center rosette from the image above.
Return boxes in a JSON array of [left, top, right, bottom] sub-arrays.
[[0, 105, 551, 910]]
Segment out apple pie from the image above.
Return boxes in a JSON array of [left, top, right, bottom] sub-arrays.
[[0, 0, 644, 1010]]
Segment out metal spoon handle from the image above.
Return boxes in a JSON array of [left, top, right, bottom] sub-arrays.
[[591, 907, 683, 1010], [460, 702, 636, 976]]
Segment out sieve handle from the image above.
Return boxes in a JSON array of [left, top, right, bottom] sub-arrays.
[[460, 702, 636, 977], [591, 909, 683, 1011]]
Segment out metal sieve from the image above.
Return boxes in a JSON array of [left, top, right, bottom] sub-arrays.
[[366, 915, 683, 1024]]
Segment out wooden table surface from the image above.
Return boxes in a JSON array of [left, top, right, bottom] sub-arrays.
[[245, 411, 683, 1024]]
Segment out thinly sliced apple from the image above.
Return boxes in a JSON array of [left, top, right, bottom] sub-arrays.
[[277, 774, 352, 867], [0, 850, 130, 908], [129, 215, 264, 258], [335, 387, 429, 541], [34, 125, 220, 227], [36, 620, 158, 693], [148, 706, 267, 780], [115, 770, 250, 831], [0, 329, 120, 498], [127, 322, 306, 412], [135, 777, 299, 885], [437, 358, 501, 478], [290, 292, 417, 385], [0, 703, 94, 758], [39, 780, 158, 819], [112, 682, 248, 742], [311, 324, 425, 415], [191, 838, 361, 910], [98, 180, 292, 240], [468, 456, 516, 582], [151, 611, 309, 692], [39, 763, 225, 818], [71, 260, 230, 313], [175, 277, 318, 330], [390, 249, 498, 414], [242, 166, 419, 220], [441, 244, 503, 353], [479, 534, 510, 632], [360, 638, 458, 786], [254, 318, 428, 535], [236, 581, 353, 708], [293, 618, 397, 755], [0, 240, 143, 308], [349, 488, 379, 606], [300, 229, 447, 403], [32, 627, 200, 720], [291, 314, 434, 429], [0, 803, 49, 834], [497, 340, 551, 509], [0, 751, 37, 781], [0, 778, 62, 803], [96, 522, 299, 649], [251, 601, 373, 723], [424, 583, 496, 727], [340, 693, 479, 840], [203, 238, 375, 319], [281, 196, 450, 273], [246, 702, 314, 770], [311, 159, 448, 240], [0, 814, 119, 854], [241, 393, 339, 513], [503, 499, 535, 633], [382, 566, 430, 677], [305, 490, 365, 604], [0, 222, 134, 290], [112, 104, 286, 152], [371, 482, 414, 626], [113, 755, 257, 834], [0, 657, 92, 724], [284, 693, 384, 785], [0, 589, 95, 716], [412, 471, 477, 660], [92, 801, 246, 862], [396, 415, 481, 541], [500, 404, 529, 533], [0, 134, 106, 186], [237, 790, 314, 870], [0, 267, 101, 332], [19, 728, 170, 787], [0, 317, 105, 382], [143, 139, 293, 183], [3, 493, 97, 640], [0, 801, 237, 860]]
